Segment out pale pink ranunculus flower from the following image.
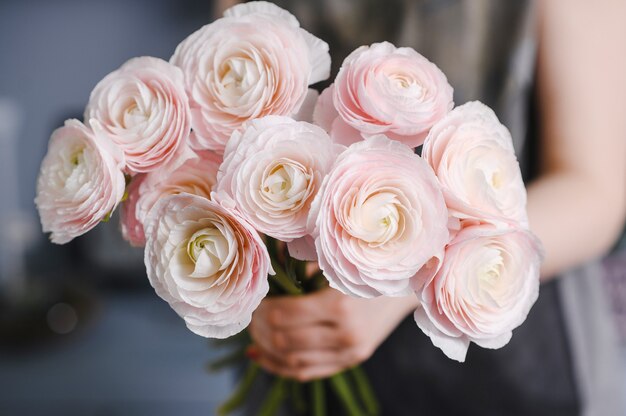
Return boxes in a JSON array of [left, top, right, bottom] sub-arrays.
[[144, 193, 272, 338], [120, 150, 222, 247], [413, 224, 542, 362], [308, 135, 450, 298], [35, 119, 125, 244], [422, 101, 528, 228], [85, 56, 193, 175], [314, 42, 453, 148], [170, 1, 330, 154], [214, 116, 342, 244]]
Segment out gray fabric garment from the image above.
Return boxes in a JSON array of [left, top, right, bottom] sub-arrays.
[[560, 263, 625, 416]]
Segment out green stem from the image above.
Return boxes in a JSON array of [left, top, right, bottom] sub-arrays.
[[350, 366, 380, 415], [329, 372, 365, 416], [206, 346, 247, 373], [216, 363, 260, 416], [258, 377, 288, 416], [270, 259, 303, 296], [311, 380, 326, 416]]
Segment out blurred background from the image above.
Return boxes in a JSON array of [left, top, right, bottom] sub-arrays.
[[0, 0, 625, 415], [0, 1, 236, 415]]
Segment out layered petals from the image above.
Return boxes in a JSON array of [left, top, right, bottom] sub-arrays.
[[422, 101, 528, 228], [35, 119, 125, 244], [120, 150, 222, 246], [215, 116, 342, 243], [170, 1, 330, 153], [414, 224, 542, 361], [85, 56, 193, 175], [144, 194, 272, 338], [315, 42, 453, 147], [309, 135, 450, 297]]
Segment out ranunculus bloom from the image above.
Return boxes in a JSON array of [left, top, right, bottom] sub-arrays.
[[144, 193, 272, 338], [85, 56, 193, 174], [120, 150, 222, 246], [214, 116, 342, 243], [422, 101, 528, 227], [170, 1, 331, 153], [314, 42, 453, 147], [413, 224, 542, 362], [35, 119, 125, 244], [308, 135, 450, 298]]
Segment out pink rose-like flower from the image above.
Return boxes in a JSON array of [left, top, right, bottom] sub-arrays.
[[35, 119, 125, 244], [422, 101, 528, 227], [144, 193, 272, 338], [414, 224, 542, 362], [214, 116, 342, 243], [85, 56, 193, 175], [314, 42, 453, 147], [120, 150, 222, 246], [309, 135, 450, 298], [170, 1, 330, 153]]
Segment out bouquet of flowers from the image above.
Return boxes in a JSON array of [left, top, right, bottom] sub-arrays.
[[35, 2, 543, 414]]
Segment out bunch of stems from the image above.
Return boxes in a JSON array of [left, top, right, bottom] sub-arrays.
[[211, 237, 380, 416]]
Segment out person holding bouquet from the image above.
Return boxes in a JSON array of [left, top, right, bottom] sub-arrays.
[[243, 0, 626, 414], [34, 0, 625, 414]]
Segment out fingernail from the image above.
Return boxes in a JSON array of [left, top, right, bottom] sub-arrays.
[[246, 346, 260, 361]]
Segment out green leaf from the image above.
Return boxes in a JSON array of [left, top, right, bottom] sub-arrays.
[[350, 366, 380, 415], [329, 372, 365, 416], [285, 256, 307, 287], [120, 174, 133, 202], [311, 380, 326, 416], [270, 259, 303, 296], [205, 346, 246, 373], [216, 363, 260, 416], [258, 377, 288, 416]]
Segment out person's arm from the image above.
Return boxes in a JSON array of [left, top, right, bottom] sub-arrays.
[[529, 0, 626, 281], [248, 0, 626, 381]]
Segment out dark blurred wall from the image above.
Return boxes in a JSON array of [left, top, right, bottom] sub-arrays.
[[0, 0, 213, 213], [0, 2, 237, 414]]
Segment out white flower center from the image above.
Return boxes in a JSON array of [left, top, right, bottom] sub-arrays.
[[349, 192, 401, 245], [56, 144, 89, 191], [478, 161, 505, 192], [70, 147, 84, 167], [385, 71, 424, 98], [477, 249, 504, 286], [261, 160, 311, 211], [123, 102, 151, 129], [187, 227, 230, 278], [220, 57, 260, 95], [468, 245, 510, 308]]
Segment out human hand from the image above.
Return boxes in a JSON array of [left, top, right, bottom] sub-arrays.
[[248, 285, 419, 381]]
